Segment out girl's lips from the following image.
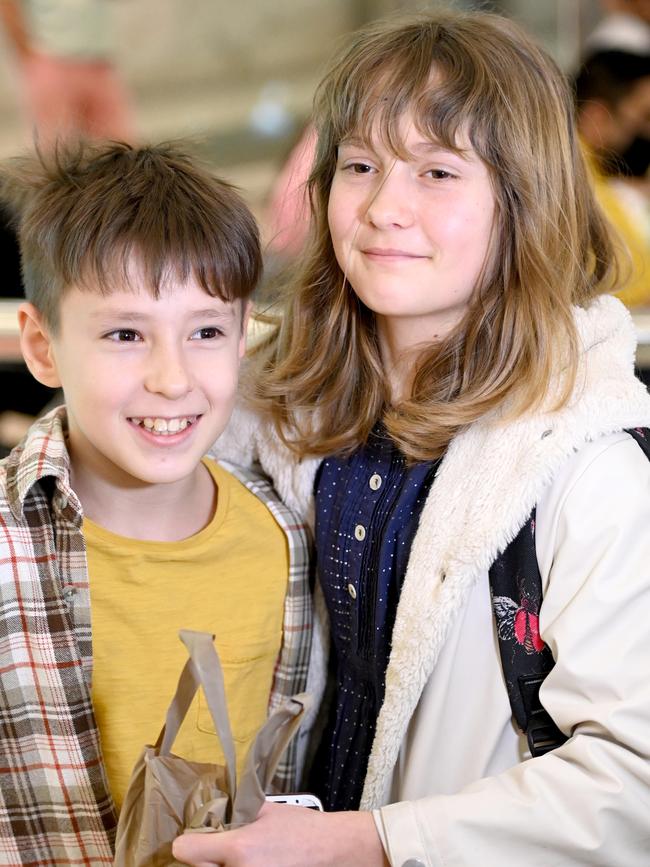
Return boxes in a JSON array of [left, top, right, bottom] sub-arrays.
[[362, 247, 429, 259]]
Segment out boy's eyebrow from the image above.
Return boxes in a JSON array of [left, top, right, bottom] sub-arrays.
[[187, 307, 238, 321], [88, 306, 238, 322]]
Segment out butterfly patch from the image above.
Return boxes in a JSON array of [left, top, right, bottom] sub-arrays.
[[492, 594, 545, 654]]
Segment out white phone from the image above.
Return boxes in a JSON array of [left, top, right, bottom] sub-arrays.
[[265, 793, 324, 811]]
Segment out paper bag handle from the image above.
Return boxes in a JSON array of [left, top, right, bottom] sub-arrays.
[[230, 692, 310, 825], [156, 630, 237, 797]]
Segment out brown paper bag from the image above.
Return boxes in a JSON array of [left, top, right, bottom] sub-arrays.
[[113, 629, 309, 867]]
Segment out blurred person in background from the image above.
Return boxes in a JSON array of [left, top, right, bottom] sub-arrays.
[[0, 0, 134, 145], [263, 124, 316, 274], [586, 0, 650, 55], [575, 49, 650, 306]]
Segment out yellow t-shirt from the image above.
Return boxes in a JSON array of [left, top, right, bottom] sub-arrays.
[[85, 459, 288, 811]]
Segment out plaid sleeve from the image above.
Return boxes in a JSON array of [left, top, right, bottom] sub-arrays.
[[0, 412, 116, 863]]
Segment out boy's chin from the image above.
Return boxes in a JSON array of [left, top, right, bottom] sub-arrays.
[[119, 456, 209, 488]]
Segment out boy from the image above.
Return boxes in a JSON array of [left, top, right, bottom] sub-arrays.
[[0, 141, 312, 864]]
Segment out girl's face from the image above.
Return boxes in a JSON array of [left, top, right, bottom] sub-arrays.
[[328, 110, 496, 346]]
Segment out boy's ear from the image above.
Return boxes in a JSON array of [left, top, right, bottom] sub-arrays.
[[18, 302, 62, 388]]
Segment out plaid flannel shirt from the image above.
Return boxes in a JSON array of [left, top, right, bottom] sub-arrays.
[[0, 408, 313, 866]]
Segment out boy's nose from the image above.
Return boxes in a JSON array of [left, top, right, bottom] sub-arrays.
[[143, 346, 192, 399]]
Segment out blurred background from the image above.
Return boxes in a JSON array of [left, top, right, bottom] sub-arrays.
[[0, 0, 649, 446], [0, 0, 608, 222]]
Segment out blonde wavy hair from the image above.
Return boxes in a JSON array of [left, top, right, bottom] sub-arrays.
[[249, 10, 619, 461]]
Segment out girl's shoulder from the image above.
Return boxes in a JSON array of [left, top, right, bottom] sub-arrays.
[[535, 429, 650, 586], [540, 429, 650, 505]]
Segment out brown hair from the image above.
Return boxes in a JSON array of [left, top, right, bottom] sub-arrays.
[[1, 140, 261, 330], [250, 10, 620, 462]]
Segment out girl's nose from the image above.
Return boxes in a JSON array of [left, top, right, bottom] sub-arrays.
[[364, 164, 415, 229]]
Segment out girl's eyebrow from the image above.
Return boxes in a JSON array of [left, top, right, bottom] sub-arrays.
[[338, 136, 369, 148], [410, 141, 471, 160], [338, 136, 472, 161]]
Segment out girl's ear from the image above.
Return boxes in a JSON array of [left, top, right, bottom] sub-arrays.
[[18, 302, 62, 388]]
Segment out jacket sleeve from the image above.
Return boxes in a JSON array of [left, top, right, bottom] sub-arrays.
[[373, 434, 650, 867]]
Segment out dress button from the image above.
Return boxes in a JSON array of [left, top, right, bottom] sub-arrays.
[[354, 524, 366, 541], [347, 583, 357, 600], [369, 473, 382, 491], [402, 861, 425, 867]]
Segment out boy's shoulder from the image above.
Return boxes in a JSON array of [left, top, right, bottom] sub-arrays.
[[217, 458, 297, 519], [215, 457, 312, 557], [217, 458, 279, 495], [0, 405, 72, 523]]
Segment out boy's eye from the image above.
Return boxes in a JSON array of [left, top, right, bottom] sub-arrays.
[[105, 329, 141, 342], [190, 326, 223, 340]]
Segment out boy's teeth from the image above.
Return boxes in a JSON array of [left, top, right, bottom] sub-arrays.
[[137, 416, 192, 434]]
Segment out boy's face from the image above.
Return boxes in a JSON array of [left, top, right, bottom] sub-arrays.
[[40, 270, 248, 492]]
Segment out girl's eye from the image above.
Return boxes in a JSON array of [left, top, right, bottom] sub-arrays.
[[105, 329, 141, 342], [190, 326, 223, 340], [344, 162, 375, 175], [426, 168, 456, 180]]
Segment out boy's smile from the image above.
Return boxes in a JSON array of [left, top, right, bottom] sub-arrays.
[[24, 267, 248, 530], [128, 415, 197, 435]]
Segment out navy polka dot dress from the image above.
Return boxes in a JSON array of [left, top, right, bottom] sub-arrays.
[[311, 424, 440, 810]]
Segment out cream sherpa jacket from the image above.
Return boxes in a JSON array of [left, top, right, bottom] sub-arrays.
[[212, 295, 650, 866]]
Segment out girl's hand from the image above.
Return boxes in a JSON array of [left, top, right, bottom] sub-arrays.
[[171, 801, 390, 867]]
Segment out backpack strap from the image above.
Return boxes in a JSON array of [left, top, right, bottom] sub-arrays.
[[489, 510, 567, 757], [489, 427, 650, 757], [625, 426, 650, 459]]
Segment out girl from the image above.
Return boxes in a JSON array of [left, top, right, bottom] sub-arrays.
[[175, 9, 650, 866]]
